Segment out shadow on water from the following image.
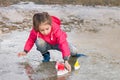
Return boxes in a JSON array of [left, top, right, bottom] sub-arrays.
[[19, 61, 70, 80]]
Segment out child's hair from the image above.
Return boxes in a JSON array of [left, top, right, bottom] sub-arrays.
[[33, 12, 52, 31]]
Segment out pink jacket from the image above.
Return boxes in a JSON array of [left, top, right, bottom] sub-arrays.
[[24, 16, 70, 59]]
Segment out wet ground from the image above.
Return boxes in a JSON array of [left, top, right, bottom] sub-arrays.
[[0, 2, 120, 80], [0, 26, 120, 80]]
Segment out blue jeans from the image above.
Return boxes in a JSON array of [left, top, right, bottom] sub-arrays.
[[35, 38, 78, 56]]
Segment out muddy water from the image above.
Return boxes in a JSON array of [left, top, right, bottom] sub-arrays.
[[0, 26, 120, 80]]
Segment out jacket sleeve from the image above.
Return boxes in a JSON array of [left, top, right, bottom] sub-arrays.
[[55, 29, 70, 60], [24, 29, 37, 53]]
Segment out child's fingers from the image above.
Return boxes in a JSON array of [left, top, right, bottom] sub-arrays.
[[18, 52, 26, 57], [66, 65, 71, 72], [64, 63, 71, 72]]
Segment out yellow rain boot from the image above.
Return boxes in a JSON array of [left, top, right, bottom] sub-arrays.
[[74, 60, 80, 70]]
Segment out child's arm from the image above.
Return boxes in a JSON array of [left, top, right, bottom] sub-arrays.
[[18, 29, 37, 57], [24, 29, 37, 53], [55, 29, 71, 71], [56, 29, 70, 60]]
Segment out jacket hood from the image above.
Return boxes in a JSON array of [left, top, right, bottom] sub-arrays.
[[51, 16, 61, 26], [50, 16, 61, 34]]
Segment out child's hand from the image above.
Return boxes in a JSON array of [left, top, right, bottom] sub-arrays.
[[18, 52, 27, 57], [64, 61, 71, 72]]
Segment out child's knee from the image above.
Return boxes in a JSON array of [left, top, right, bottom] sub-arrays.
[[69, 43, 78, 56], [35, 38, 47, 53]]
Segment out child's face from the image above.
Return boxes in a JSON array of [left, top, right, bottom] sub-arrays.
[[38, 24, 51, 35]]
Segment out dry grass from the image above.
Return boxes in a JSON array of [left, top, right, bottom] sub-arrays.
[[0, 0, 120, 6]]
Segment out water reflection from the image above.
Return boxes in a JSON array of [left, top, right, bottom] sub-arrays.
[[18, 54, 87, 80], [19, 61, 70, 80]]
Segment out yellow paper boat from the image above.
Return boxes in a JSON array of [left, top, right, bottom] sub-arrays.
[[74, 60, 80, 70]]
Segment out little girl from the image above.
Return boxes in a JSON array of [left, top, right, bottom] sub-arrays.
[[18, 12, 79, 72]]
